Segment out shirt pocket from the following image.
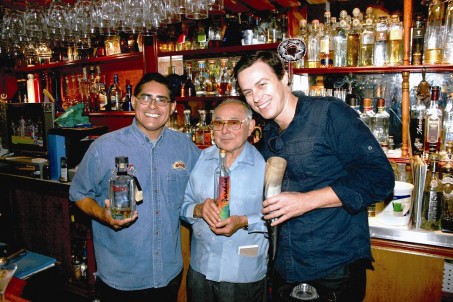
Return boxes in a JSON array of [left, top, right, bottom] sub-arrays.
[[166, 169, 190, 208], [285, 139, 320, 178]]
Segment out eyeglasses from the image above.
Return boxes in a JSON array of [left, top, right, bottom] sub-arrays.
[[137, 95, 172, 107], [211, 119, 248, 131]]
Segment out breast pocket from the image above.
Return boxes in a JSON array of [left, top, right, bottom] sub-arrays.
[[166, 170, 190, 208], [285, 139, 319, 178]]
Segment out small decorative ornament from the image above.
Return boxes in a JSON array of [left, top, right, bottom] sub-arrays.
[[277, 38, 306, 63]]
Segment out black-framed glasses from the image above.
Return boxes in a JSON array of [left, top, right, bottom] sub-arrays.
[[137, 94, 172, 107], [211, 119, 248, 131]]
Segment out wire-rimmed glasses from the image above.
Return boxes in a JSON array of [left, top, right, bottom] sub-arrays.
[[211, 119, 248, 131]]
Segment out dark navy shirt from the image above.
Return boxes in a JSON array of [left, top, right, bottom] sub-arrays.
[[260, 92, 395, 282]]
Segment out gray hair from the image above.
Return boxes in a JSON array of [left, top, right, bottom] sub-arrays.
[[215, 98, 253, 120]]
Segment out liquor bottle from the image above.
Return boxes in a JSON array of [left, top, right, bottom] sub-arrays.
[[346, 94, 361, 114], [109, 74, 123, 111], [424, 0, 445, 64], [421, 154, 442, 230], [307, 19, 320, 68], [205, 59, 218, 96], [333, 12, 348, 67], [359, 18, 375, 67], [195, 60, 207, 97], [167, 65, 183, 97], [122, 80, 133, 111], [442, 93, 453, 151], [183, 62, 196, 97], [179, 109, 194, 141], [441, 143, 453, 232], [410, 94, 426, 156], [109, 156, 135, 220], [295, 19, 309, 68], [371, 98, 390, 147], [214, 149, 230, 220], [222, 14, 242, 47], [360, 97, 375, 129], [411, 15, 426, 65], [218, 58, 230, 96], [442, 0, 453, 64], [266, 10, 282, 44], [319, 11, 334, 68], [346, 9, 361, 67], [425, 86, 443, 154], [196, 21, 207, 49], [59, 156, 68, 182], [252, 15, 266, 45], [195, 109, 211, 146], [374, 16, 389, 66], [387, 14, 404, 66]]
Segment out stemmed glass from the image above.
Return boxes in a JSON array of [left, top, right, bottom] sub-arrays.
[[0, 262, 18, 302]]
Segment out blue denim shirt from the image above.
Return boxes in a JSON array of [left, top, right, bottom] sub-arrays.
[[180, 143, 268, 283], [69, 120, 200, 290], [260, 92, 394, 282]]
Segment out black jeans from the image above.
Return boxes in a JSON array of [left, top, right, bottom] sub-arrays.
[[95, 270, 183, 302], [270, 259, 372, 302]]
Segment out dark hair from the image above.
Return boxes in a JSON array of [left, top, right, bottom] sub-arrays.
[[134, 72, 174, 101], [233, 51, 286, 81]]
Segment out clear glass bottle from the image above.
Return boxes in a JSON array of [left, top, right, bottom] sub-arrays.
[[307, 19, 320, 68], [180, 109, 194, 142], [374, 16, 389, 66], [359, 18, 375, 67], [218, 58, 230, 96], [371, 97, 390, 146], [333, 12, 348, 67], [252, 15, 266, 45], [266, 10, 282, 44], [410, 94, 427, 156], [214, 149, 230, 220], [295, 18, 309, 68], [195, 109, 211, 146], [443, 93, 453, 150], [425, 86, 443, 154], [319, 11, 334, 68], [424, 0, 445, 64], [205, 59, 218, 96], [388, 14, 404, 66], [360, 97, 375, 129], [442, 0, 453, 64], [346, 10, 361, 67], [411, 15, 426, 65], [421, 154, 442, 231], [109, 73, 123, 111], [195, 60, 207, 97], [109, 156, 135, 220], [441, 143, 453, 232], [60, 156, 68, 182]]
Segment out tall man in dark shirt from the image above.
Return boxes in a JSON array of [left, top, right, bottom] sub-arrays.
[[234, 51, 395, 301]]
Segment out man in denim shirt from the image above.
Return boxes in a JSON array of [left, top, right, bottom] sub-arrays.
[[181, 99, 268, 302], [234, 51, 395, 301], [69, 73, 200, 302]]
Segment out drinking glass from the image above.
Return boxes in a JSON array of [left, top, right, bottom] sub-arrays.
[[0, 262, 18, 302], [185, 0, 208, 20]]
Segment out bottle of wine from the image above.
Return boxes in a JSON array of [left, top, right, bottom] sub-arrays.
[[109, 156, 135, 220], [108, 74, 123, 111], [215, 149, 230, 220]]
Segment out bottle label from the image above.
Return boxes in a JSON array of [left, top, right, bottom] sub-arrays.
[[389, 29, 403, 40], [217, 175, 230, 220]]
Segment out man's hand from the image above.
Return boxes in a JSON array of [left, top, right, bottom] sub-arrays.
[[104, 199, 138, 230], [210, 215, 248, 237], [193, 198, 222, 228]]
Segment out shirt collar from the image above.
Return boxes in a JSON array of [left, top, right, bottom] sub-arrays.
[[130, 118, 165, 146], [204, 143, 257, 169]]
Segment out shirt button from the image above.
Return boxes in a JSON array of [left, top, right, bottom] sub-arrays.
[[155, 211, 159, 215], [368, 145, 373, 150]]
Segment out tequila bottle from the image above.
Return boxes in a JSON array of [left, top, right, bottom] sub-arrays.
[[214, 149, 230, 220], [205, 59, 218, 96], [410, 95, 426, 156], [374, 16, 388, 66], [421, 155, 442, 230], [183, 62, 196, 97], [295, 19, 309, 68], [360, 97, 375, 129], [307, 19, 320, 68], [442, 0, 453, 64], [388, 14, 404, 66], [333, 11, 348, 67], [218, 58, 230, 96], [441, 143, 453, 232], [109, 156, 135, 220], [195, 60, 207, 97], [425, 86, 443, 154], [443, 93, 453, 150], [179, 109, 194, 142], [109, 74, 123, 111], [424, 0, 445, 64], [346, 9, 361, 67], [195, 109, 211, 146], [371, 98, 389, 146], [411, 15, 426, 65], [319, 11, 334, 68], [359, 18, 375, 67]]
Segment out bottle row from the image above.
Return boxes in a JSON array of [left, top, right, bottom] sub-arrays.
[[294, 1, 453, 68], [13, 66, 134, 112]]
